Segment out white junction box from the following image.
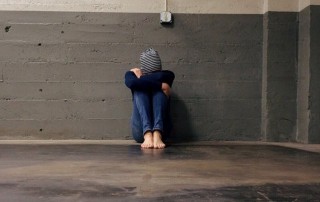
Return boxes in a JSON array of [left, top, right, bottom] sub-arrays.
[[160, 11, 173, 24]]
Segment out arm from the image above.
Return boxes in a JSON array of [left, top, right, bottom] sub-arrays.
[[155, 70, 175, 97], [160, 70, 175, 97], [125, 71, 162, 91], [125, 69, 175, 92], [162, 83, 171, 97], [159, 70, 175, 87]]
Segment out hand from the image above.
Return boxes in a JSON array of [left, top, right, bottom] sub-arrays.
[[162, 83, 171, 97], [130, 68, 142, 78]]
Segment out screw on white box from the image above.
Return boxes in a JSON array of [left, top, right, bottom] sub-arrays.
[[160, 0, 173, 24]]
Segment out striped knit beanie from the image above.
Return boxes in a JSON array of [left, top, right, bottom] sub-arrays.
[[140, 48, 162, 75]]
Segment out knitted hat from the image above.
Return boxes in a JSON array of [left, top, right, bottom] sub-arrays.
[[140, 48, 162, 75]]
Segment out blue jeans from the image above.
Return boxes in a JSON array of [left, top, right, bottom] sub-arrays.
[[131, 90, 171, 143]]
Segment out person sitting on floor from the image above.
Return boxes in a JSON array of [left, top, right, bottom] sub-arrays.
[[125, 48, 175, 149]]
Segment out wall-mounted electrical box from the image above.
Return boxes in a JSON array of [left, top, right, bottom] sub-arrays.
[[160, 11, 173, 24]]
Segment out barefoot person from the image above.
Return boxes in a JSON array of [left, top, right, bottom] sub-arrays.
[[125, 48, 175, 149]]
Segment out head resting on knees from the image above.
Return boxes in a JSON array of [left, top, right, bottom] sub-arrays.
[[140, 48, 162, 75]]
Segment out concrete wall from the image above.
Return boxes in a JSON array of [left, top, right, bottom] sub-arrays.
[[0, 1, 319, 143], [262, 12, 298, 142], [309, 6, 320, 143], [0, 11, 263, 141], [297, 5, 320, 143], [297, 7, 311, 143]]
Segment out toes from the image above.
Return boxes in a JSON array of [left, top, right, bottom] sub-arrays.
[[141, 143, 153, 149], [154, 143, 166, 149]]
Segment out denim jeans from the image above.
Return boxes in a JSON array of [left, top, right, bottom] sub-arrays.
[[131, 90, 171, 143]]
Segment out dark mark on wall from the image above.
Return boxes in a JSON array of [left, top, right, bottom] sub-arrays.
[[5, 26, 11, 32]]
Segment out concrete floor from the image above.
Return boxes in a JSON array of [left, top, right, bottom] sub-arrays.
[[1, 141, 320, 202]]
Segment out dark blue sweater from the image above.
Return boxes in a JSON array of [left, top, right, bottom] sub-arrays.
[[125, 70, 175, 92]]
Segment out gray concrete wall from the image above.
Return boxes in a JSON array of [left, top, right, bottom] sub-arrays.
[[0, 11, 263, 141], [263, 6, 320, 144], [309, 6, 320, 143], [262, 12, 298, 142], [297, 7, 311, 143], [0, 6, 319, 143], [297, 6, 320, 144]]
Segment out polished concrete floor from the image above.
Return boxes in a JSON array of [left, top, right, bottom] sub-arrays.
[[1, 141, 320, 201]]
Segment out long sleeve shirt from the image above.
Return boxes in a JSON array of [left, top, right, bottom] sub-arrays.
[[125, 70, 175, 93]]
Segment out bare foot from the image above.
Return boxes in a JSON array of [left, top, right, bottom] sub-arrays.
[[153, 131, 166, 149], [141, 132, 153, 149]]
